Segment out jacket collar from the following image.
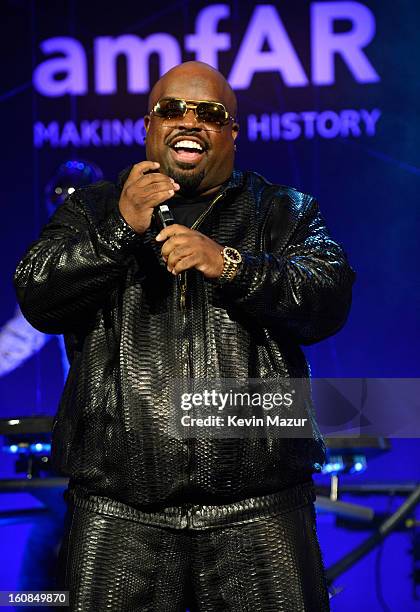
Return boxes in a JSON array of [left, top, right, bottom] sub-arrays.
[[222, 169, 245, 194]]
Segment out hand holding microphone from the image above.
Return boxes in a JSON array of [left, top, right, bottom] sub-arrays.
[[118, 161, 179, 234], [118, 160, 224, 279]]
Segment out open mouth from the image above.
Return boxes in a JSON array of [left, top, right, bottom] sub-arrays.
[[169, 139, 206, 164]]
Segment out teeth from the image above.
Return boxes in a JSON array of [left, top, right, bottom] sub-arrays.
[[173, 140, 203, 152]]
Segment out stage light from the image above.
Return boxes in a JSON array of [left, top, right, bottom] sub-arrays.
[[29, 442, 51, 453], [350, 455, 367, 474], [322, 455, 345, 474], [44, 159, 104, 216], [3, 441, 51, 455], [0, 416, 55, 478]]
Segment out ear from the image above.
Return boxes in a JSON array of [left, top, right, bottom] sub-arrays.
[[144, 115, 151, 132], [232, 122, 239, 141]]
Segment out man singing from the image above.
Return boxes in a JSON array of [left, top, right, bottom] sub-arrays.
[[14, 61, 355, 611]]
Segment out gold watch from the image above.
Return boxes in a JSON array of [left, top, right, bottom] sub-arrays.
[[218, 246, 242, 283]]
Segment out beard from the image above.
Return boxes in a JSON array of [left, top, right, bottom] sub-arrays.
[[170, 164, 205, 196]]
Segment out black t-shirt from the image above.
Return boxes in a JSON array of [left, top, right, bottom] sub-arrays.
[[168, 192, 216, 228]]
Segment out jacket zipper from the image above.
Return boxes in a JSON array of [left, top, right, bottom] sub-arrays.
[[176, 189, 226, 485], [177, 189, 226, 310]]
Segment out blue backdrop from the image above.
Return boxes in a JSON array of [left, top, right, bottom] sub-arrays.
[[0, 1, 419, 610]]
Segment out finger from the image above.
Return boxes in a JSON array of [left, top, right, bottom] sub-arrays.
[[126, 173, 177, 197], [156, 224, 191, 242], [172, 254, 198, 275], [136, 173, 178, 188], [144, 189, 178, 210], [141, 178, 180, 196], [126, 161, 160, 183], [165, 245, 193, 268], [124, 182, 176, 208], [160, 231, 192, 257]]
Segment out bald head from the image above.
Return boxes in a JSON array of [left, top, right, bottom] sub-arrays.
[[148, 61, 237, 117], [144, 61, 239, 196]]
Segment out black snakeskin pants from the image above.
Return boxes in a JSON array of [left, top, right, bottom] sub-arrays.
[[58, 482, 330, 611]]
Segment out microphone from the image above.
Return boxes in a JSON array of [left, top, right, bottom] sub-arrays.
[[153, 203, 175, 232]]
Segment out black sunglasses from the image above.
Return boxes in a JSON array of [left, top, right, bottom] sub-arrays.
[[150, 97, 236, 126]]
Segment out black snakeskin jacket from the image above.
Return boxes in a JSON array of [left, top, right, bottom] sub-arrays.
[[14, 168, 355, 509]]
